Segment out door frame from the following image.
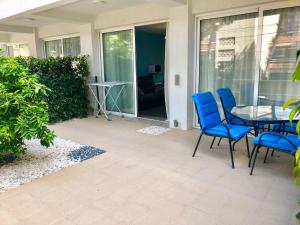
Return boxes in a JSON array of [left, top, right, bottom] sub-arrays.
[[99, 20, 169, 120], [100, 26, 138, 117], [135, 21, 169, 121]]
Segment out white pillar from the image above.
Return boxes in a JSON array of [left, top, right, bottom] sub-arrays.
[[29, 28, 44, 57], [167, 3, 194, 130], [79, 23, 101, 114], [79, 23, 100, 78]]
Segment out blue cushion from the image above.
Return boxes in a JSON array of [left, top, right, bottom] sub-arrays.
[[193, 92, 222, 129], [217, 88, 266, 129], [273, 123, 297, 134], [217, 88, 236, 110], [253, 132, 300, 153], [205, 124, 252, 140]]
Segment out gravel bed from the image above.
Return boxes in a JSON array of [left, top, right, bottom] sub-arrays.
[[0, 138, 105, 192]]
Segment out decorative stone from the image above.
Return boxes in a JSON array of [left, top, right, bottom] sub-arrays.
[[0, 138, 105, 193]]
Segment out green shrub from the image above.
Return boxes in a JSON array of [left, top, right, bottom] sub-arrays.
[[283, 50, 300, 223], [0, 52, 55, 155], [16, 55, 90, 123]]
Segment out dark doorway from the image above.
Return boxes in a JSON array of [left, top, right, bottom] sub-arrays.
[[135, 23, 167, 121]]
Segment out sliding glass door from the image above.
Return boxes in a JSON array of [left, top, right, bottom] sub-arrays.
[[198, 5, 300, 110], [258, 7, 300, 105], [199, 12, 258, 106], [102, 29, 136, 115]]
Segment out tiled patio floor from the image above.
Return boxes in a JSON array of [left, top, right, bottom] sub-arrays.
[[0, 117, 299, 225]]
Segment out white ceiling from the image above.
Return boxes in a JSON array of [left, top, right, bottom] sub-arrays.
[[1, 0, 148, 27], [50, 0, 144, 16]]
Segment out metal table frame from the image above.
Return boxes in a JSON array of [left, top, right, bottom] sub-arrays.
[[88, 82, 127, 121]]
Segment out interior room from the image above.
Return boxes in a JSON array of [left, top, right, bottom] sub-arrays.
[[135, 23, 167, 121]]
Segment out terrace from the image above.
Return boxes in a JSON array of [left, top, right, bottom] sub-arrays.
[[0, 0, 300, 225], [0, 117, 298, 225]]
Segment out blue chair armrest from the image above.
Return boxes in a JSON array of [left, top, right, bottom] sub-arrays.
[[257, 132, 297, 149]]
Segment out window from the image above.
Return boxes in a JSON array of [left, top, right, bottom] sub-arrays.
[[199, 12, 258, 106], [44, 36, 80, 57], [0, 43, 29, 57], [198, 5, 300, 108], [259, 7, 300, 105]]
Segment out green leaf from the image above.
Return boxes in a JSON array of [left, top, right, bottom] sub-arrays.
[[297, 120, 300, 136], [292, 62, 300, 81], [289, 105, 300, 122], [294, 176, 300, 186], [295, 148, 300, 167], [297, 50, 300, 60], [283, 98, 298, 110]]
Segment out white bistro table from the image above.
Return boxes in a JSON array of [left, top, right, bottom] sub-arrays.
[[88, 82, 127, 121]]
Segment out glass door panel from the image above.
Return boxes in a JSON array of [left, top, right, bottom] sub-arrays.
[[102, 29, 135, 115], [258, 7, 300, 106], [199, 12, 258, 106]]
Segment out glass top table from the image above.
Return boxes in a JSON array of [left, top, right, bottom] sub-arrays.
[[229, 105, 300, 123]]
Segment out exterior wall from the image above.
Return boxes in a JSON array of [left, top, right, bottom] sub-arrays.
[[38, 23, 80, 39], [168, 4, 194, 129], [33, 2, 193, 129], [27, 0, 297, 130], [94, 3, 169, 29], [0, 34, 10, 42]]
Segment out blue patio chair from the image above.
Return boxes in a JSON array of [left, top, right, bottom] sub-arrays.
[[192, 92, 252, 168], [273, 122, 298, 134], [249, 132, 300, 175], [217, 88, 266, 138]]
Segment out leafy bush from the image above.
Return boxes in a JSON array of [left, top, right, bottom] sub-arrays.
[[16, 56, 90, 123], [283, 50, 300, 223], [0, 52, 55, 155]]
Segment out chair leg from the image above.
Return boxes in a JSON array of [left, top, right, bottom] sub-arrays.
[[210, 137, 216, 149], [192, 133, 203, 157], [271, 149, 275, 157], [250, 146, 260, 175], [228, 139, 235, 169], [245, 135, 250, 158], [248, 145, 256, 168], [264, 148, 270, 163], [232, 141, 237, 152], [217, 137, 222, 146]]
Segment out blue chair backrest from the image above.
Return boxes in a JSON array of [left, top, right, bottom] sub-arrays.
[[192, 92, 222, 130], [217, 88, 236, 111]]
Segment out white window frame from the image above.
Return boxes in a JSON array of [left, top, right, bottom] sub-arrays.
[[43, 33, 80, 58], [193, 1, 300, 128]]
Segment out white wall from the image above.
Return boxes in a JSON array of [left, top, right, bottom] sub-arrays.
[[0, 33, 10, 42], [94, 3, 169, 30], [38, 22, 80, 39], [79, 23, 100, 77], [168, 4, 194, 130]]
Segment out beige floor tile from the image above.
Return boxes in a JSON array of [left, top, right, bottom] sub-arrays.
[[0, 117, 297, 225]]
